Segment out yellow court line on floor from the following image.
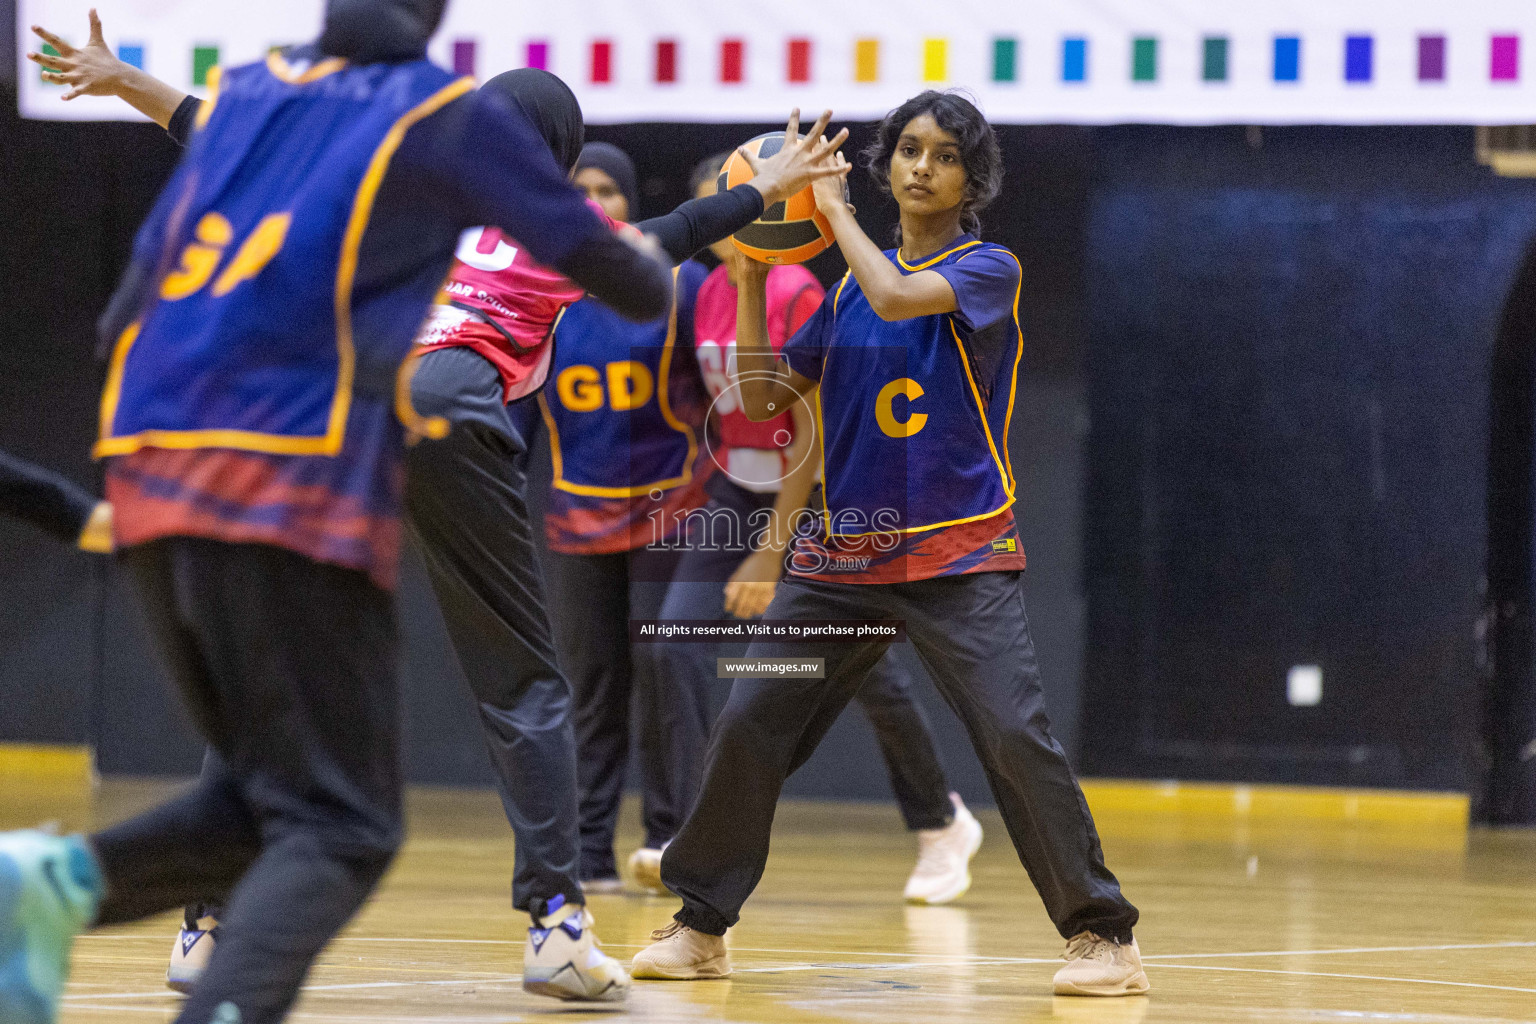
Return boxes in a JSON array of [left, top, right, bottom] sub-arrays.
[[1079, 778, 1469, 827], [0, 742, 93, 782]]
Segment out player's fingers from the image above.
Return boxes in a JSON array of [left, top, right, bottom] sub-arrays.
[[784, 107, 801, 146], [809, 127, 849, 161], [31, 26, 72, 55], [28, 51, 73, 71], [738, 144, 764, 175], [63, 85, 88, 100], [803, 110, 832, 149], [87, 9, 105, 45], [723, 585, 742, 618]]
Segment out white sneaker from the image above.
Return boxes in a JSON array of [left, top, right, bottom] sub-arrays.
[[627, 846, 668, 895], [1053, 932, 1150, 996], [631, 920, 732, 980], [166, 914, 219, 994], [522, 897, 630, 1002], [904, 793, 983, 905]]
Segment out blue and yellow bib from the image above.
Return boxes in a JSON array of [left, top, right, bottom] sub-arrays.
[[802, 240, 1022, 537], [97, 53, 472, 458], [538, 264, 706, 498]]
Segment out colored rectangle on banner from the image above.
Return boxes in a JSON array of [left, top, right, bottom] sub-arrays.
[[1491, 35, 1519, 81], [1345, 35, 1372, 82], [1417, 35, 1446, 81], [118, 44, 144, 70], [993, 38, 1018, 83], [452, 39, 475, 77], [193, 45, 219, 86], [1203, 36, 1228, 81], [1274, 36, 1300, 82], [38, 42, 61, 82], [721, 39, 744, 82], [591, 40, 612, 83], [923, 38, 947, 82], [526, 41, 548, 71], [788, 38, 811, 83], [656, 39, 678, 83], [1132, 37, 1157, 82], [855, 39, 879, 83], [1062, 37, 1087, 82]]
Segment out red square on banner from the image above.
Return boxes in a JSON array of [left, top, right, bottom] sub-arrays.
[[656, 39, 678, 83], [591, 40, 612, 83], [722, 39, 744, 83], [788, 38, 811, 82]]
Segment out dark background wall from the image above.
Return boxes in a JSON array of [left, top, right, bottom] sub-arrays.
[[1079, 126, 1536, 792]]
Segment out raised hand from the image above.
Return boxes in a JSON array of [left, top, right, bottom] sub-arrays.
[[740, 108, 852, 209], [28, 9, 127, 101], [811, 151, 853, 215]]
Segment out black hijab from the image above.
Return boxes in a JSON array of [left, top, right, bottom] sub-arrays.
[[319, 0, 448, 63], [574, 143, 639, 216], [481, 69, 585, 174]]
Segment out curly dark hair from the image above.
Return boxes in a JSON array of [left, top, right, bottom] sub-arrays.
[[860, 90, 1003, 238]]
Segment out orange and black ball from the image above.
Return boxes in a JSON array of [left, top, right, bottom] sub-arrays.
[[721, 132, 835, 265]]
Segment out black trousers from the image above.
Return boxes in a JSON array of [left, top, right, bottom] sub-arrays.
[[543, 544, 690, 878], [655, 479, 954, 832], [662, 571, 1139, 943], [402, 346, 583, 912], [94, 538, 401, 1024]]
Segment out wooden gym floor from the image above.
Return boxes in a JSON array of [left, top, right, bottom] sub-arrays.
[[2, 774, 1533, 1023]]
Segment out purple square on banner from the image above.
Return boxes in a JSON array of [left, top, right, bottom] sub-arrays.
[[527, 41, 549, 70], [452, 39, 475, 77], [1417, 35, 1446, 81], [1492, 35, 1519, 81]]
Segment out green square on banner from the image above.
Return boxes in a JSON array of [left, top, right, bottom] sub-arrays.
[[1132, 37, 1157, 81], [993, 38, 1017, 82], [1203, 37, 1229, 81], [193, 46, 219, 87], [39, 42, 62, 81]]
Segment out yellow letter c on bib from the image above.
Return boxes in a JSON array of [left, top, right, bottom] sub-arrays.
[[876, 378, 927, 438]]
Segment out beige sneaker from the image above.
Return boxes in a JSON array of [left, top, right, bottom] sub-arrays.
[[1053, 932, 1150, 996], [627, 846, 669, 895], [631, 921, 732, 980], [904, 793, 983, 905]]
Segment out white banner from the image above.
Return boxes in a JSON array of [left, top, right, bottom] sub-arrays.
[[18, 0, 1536, 124]]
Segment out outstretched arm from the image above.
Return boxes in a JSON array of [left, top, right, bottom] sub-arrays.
[[734, 259, 817, 420], [634, 109, 850, 264], [436, 89, 670, 323], [28, 9, 191, 129]]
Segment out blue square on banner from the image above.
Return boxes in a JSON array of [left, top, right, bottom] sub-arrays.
[[1273, 36, 1300, 81], [1345, 35, 1373, 82], [118, 44, 144, 69], [1062, 37, 1087, 82]]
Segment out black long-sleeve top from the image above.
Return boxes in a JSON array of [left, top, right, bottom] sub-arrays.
[[164, 94, 765, 267]]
